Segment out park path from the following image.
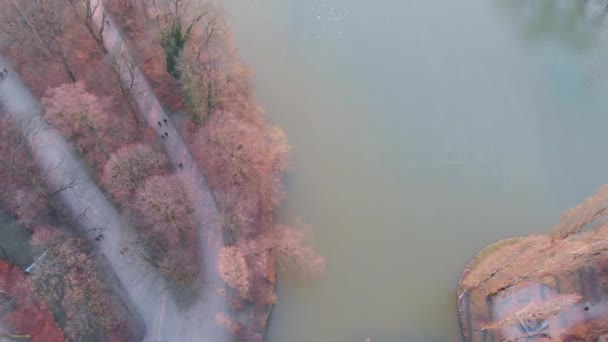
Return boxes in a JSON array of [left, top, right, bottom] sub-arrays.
[[0, 58, 161, 340], [92, 1, 230, 341], [0, 52, 227, 342]]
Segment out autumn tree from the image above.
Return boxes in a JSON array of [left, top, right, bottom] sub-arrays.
[[0, 115, 53, 231], [0, 260, 65, 342], [30, 226, 141, 342], [218, 245, 251, 299], [193, 112, 289, 236], [551, 185, 608, 241], [0, 0, 76, 82], [42, 81, 114, 165], [130, 175, 201, 290], [179, 51, 258, 125], [216, 224, 323, 310], [172, 3, 263, 124], [245, 224, 325, 279], [102, 143, 169, 201]]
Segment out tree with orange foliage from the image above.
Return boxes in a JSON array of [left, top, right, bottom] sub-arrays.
[[130, 175, 201, 289], [255, 225, 325, 278], [0, 260, 65, 342], [194, 112, 289, 235], [218, 224, 322, 325], [0, 115, 53, 231], [551, 185, 608, 241], [218, 245, 251, 299], [42, 81, 114, 164], [102, 143, 169, 201], [31, 227, 142, 342]]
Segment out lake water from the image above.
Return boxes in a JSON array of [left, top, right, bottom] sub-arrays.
[[219, 0, 608, 340]]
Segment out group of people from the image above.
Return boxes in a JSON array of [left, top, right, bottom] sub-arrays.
[[157, 117, 184, 170], [158, 118, 170, 141], [0, 68, 8, 80]]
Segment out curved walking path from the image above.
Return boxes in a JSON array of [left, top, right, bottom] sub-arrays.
[[91, 1, 230, 341], [0, 54, 227, 342], [0, 61, 158, 339]]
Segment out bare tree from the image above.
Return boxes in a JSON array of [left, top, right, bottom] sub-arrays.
[[66, 0, 110, 53], [106, 51, 149, 125], [152, 0, 215, 77], [175, 4, 225, 122], [242, 224, 324, 279], [1, 0, 77, 82]]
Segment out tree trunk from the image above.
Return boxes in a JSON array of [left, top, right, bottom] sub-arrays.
[[60, 55, 77, 83]]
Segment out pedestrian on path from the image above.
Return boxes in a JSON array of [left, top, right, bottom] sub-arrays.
[[178, 162, 183, 169], [163, 118, 168, 124], [157, 121, 162, 127], [165, 132, 168, 138]]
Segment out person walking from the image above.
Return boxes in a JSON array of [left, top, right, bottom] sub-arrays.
[[163, 118, 168, 124], [157, 121, 162, 127], [165, 132, 168, 138]]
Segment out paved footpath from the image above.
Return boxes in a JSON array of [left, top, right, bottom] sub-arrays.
[[92, 1, 230, 341], [0, 15, 228, 342]]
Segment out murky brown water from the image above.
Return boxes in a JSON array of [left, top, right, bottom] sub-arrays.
[[219, 0, 608, 340]]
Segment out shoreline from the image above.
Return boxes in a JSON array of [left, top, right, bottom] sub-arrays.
[[456, 236, 529, 341], [0, 1, 318, 339]]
